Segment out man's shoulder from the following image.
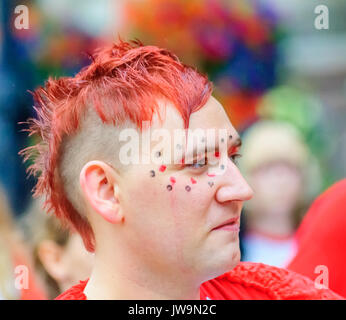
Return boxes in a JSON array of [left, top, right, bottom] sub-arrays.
[[201, 262, 343, 300]]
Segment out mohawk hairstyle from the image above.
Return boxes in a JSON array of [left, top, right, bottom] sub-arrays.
[[20, 39, 212, 252]]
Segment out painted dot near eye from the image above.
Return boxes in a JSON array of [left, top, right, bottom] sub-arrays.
[[167, 185, 173, 191], [150, 170, 155, 177], [208, 181, 214, 187], [221, 138, 225, 143], [214, 151, 220, 158], [159, 165, 167, 172], [185, 185, 191, 192], [229, 134, 233, 140], [191, 177, 197, 184], [170, 176, 176, 185], [220, 164, 225, 170], [155, 151, 162, 157], [229, 146, 237, 154]]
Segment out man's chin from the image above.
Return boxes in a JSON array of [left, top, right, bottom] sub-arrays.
[[202, 249, 241, 282], [221, 249, 241, 274]]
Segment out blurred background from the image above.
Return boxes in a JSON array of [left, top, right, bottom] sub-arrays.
[[0, 0, 345, 299]]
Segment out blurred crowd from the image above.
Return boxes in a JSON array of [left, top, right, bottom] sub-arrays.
[[0, 0, 345, 299]]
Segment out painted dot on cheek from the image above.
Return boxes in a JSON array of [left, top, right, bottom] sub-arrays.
[[185, 185, 191, 192], [170, 176, 176, 185], [159, 165, 167, 172], [191, 177, 197, 184], [150, 170, 155, 177], [167, 185, 173, 191]]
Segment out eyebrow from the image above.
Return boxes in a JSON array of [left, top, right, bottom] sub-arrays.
[[186, 136, 242, 158]]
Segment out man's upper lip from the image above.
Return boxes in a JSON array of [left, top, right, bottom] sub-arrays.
[[212, 217, 240, 230]]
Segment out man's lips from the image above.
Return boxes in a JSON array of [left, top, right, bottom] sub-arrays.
[[212, 217, 240, 231]]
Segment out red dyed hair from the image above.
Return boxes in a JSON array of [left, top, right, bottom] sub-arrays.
[[21, 40, 212, 251]]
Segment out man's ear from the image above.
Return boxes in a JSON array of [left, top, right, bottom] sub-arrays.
[[79, 160, 123, 224]]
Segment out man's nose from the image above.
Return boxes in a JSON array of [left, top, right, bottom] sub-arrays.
[[215, 165, 254, 203]]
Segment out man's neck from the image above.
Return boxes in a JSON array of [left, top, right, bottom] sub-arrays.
[[83, 252, 201, 300]]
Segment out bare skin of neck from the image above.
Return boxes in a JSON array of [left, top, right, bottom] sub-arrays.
[[83, 246, 201, 300]]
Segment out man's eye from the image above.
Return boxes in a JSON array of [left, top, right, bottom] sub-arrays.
[[186, 157, 208, 169], [229, 153, 242, 164]]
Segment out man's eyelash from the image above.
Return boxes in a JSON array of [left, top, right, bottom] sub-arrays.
[[186, 157, 208, 169], [229, 153, 242, 164], [185, 153, 242, 169]]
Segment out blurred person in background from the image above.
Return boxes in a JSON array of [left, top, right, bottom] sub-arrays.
[[20, 199, 94, 299], [239, 120, 311, 267], [0, 186, 46, 299], [287, 179, 346, 298]]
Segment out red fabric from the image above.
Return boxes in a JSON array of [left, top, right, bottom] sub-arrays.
[[55, 262, 342, 300], [288, 179, 346, 298]]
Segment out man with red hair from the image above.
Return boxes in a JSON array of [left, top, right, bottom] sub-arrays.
[[22, 40, 341, 300]]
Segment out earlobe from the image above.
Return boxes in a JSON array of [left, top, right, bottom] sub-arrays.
[[80, 161, 123, 224]]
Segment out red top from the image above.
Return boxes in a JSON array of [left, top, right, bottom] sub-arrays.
[[288, 179, 346, 298], [55, 262, 342, 300]]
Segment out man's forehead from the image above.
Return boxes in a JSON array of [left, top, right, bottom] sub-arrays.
[[151, 96, 237, 136], [188, 96, 234, 132], [146, 97, 241, 163]]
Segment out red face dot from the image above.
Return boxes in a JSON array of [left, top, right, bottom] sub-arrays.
[[159, 165, 167, 172], [214, 151, 220, 158], [191, 177, 197, 184], [207, 173, 215, 177], [230, 146, 238, 154], [170, 176, 176, 185]]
